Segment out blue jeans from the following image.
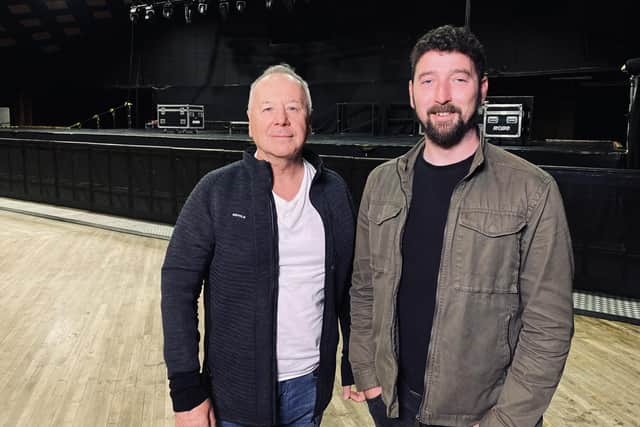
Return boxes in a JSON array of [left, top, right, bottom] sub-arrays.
[[218, 369, 321, 427]]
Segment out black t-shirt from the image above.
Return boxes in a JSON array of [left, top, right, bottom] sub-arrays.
[[397, 152, 474, 395]]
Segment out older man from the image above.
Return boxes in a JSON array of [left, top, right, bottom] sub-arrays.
[[162, 64, 363, 427]]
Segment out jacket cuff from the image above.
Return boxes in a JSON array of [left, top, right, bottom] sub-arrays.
[[340, 357, 355, 386], [352, 366, 379, 391], [169, 371, 210, 412], [478, 407, 507, 427]]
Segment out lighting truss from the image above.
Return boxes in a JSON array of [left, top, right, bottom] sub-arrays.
[[127, 0, 305, 23]]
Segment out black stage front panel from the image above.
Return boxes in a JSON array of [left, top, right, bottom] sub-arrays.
[[0, 128, 637, 299]]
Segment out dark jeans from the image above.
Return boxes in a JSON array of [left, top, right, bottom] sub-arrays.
[[366, 381, 444, 427], [218, 369, 321, 427]]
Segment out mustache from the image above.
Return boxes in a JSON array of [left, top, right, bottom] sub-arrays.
[[427, 104, 461, 115]]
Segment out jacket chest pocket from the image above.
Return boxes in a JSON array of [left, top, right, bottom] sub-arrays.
[[367, 202, 403, 265], [452, 210, 525, 293]]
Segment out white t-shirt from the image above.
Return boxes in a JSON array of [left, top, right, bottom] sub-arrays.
[[273, 160, 325, 381]]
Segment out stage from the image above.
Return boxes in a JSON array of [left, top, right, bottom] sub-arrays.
[[0, 126, 639, 299], [0, 127, 627, 168]]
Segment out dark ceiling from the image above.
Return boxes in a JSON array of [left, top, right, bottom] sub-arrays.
[[0, 0, 470, 56], [1, 0, 637, 70], [0, 0, 133, 54]]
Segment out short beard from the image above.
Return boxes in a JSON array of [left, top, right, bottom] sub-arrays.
[[419, 100, 481, 148], [424, 118, 470, 148]]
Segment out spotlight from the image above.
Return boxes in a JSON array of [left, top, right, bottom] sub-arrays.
[[218, 0, 229, 19], [197, 0, 208, 14], [162, 1, 173, 18], [265, 0, 273, 8], [144, 4, 155, 20], [184, 3, 192, 23], [235, 0, 245, 12], [129, 5, 140, 23]]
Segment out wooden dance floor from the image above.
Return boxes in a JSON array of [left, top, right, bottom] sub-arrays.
[[1, 208, 639, 426]]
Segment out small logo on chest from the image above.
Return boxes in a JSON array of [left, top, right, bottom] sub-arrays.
[[232, 212, 247, 219]]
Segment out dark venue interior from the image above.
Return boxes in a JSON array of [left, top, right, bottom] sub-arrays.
[[1, 0, 639, 299]]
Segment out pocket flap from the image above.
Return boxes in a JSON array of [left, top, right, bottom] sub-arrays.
[[369, 203, 402, 225], [459, 210, 525, 237]]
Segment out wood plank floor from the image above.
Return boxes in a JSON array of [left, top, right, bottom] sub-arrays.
[[1, 210, 639, 427]]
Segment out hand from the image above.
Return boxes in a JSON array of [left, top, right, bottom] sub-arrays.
[[342, 385, 366, 402], [363, 386, 382, 400], [473, 424, 479, 427], [175, 398, 215, 427]]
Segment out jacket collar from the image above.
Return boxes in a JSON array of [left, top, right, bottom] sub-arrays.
[[242, 145, 324, 182], [397, 129, 486, 183], [397, 138, 425, 189], [468, 130, 486, 178]]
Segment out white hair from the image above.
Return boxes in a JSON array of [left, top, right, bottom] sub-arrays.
[[247, 63, 313, 117]]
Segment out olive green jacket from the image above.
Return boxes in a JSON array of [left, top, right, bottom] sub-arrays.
[[349, 138, 574, 427]]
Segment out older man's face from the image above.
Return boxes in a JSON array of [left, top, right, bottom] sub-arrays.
[[248, 73, 309, 162]]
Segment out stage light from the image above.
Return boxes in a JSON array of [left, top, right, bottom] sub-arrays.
[[218, 0, 229, 19], [129, 5, 140, 23], [184, 3, 192, 22], [623, 58, 640, 75], [265, 0, 273, 8], [162, 1, 173, 18], [128, 0, 258, 25], [144, 4, 155, 20], [197, 0, 208, 15]]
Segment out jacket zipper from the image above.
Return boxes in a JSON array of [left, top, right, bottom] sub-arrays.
[[390, 160, 410, 416], [419, 159, 478, 423], [418, 215, 448, 422], [268, 187, 279, 425], [309, 164, 326, 418]]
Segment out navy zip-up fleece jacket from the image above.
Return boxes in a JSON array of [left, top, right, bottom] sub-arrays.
[[161, 146, 355, 426]]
